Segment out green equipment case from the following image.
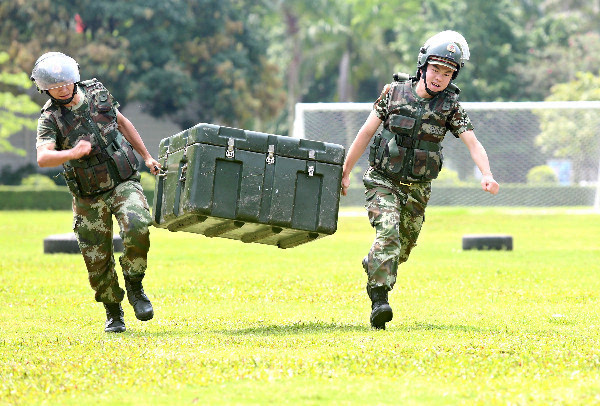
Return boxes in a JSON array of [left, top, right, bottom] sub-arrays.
[[152, 123, 345, 248]]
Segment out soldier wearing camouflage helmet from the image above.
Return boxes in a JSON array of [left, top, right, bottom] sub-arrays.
[[32, 51, 162, 333], [341, 31, 499, 330]]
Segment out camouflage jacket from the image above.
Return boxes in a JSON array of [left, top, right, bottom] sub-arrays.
[[369, 75, 474, 182], [37, 79, 138, 197]]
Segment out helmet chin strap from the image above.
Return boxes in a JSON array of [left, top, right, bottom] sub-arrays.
[[421, 67, 441, 97], [47, 85, 78, 106]]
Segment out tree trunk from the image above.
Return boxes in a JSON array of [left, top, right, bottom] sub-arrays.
[[283, 7, 301, 137], [337, 50, 351, 102]]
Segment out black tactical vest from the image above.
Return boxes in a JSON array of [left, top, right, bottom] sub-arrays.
[[369, 74, 460, 183], [41, 79, 139, 197]]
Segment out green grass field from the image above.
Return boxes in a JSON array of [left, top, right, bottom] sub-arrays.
[[1, 208, 600, 405]]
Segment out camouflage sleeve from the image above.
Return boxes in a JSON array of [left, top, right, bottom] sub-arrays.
[[373, 84, 391, 121], [447, 103, 474, 138], [35, 112, 59, 149]]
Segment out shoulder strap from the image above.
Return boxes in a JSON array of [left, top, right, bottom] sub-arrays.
[[80, 78, 107, 94], [40, 99, 53, 114], [392, 72, 411, 82], [446, 83, 461, 95]]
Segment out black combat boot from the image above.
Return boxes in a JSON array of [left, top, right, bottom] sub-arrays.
[[367, 285, 393, 330], [124, 275, 154, 321], [104, 303, 126, 333]]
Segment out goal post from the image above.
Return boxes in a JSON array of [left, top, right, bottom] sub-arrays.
[[293, 101, 600, 210]]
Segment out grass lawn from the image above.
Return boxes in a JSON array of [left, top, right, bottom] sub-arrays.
[[1, 207, 600, 405]]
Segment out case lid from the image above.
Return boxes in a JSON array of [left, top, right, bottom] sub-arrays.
[[159, 123, 344, 165]]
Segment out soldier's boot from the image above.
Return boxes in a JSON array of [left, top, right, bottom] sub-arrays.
[[124, 275, 154, 321], [367, 285, 393, 330], [104, 303, 126, 333]]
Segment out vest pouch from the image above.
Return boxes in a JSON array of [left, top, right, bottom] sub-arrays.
[[111, 140, 139, 181], [389, 114, 415, 135], [73, 162, 115, 196], [384, 135, 407, 174], [96, 91, 112, 113], [369, 143, 377, 166], [410, 149, 442, 180], [62, 167, 81, 196]]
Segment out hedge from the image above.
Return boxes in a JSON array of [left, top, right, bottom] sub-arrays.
[[0, 186, 154, 210], [0, 185, 596, 210], [341, 185, 597, 207]]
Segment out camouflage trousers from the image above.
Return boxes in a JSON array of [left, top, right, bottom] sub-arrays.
[[363, 167, 432, 291], [72, 179, 152, 303]]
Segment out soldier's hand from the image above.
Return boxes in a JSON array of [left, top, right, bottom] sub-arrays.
[[481, 174, 499, 195], [145, 158, 162, 175], [341, 175, 351, 196], [71, 140, 92, 159]]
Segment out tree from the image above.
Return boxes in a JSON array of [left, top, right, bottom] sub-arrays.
[[261, 0, 426, 135], [0, 52, 39, 155], [534, 71, 600, 182], [0, 0, 285, 132]]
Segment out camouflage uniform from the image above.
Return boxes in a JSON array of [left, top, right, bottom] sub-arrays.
[[36, 81, 153, 304], [364, 78, 473, 291]]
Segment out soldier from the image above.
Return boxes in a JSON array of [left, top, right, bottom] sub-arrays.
[[341, 31, 499, 330], [32, 52, 162, 333]]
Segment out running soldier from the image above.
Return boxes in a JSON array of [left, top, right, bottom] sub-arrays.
[[32, 52, 161, 333], [341, 31, 499, 329]]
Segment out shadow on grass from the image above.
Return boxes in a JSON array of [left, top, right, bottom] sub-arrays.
[[219, 321, 499, 336], [221, 321, 367, 335], [400, 322, 500, 334], [115, 321, 499, 338]]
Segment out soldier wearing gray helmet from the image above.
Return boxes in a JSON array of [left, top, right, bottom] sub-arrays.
[[32, 52, 162, 333], [341, 31, 499, 330]]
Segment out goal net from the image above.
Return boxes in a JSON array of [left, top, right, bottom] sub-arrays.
[[293, 101, 600, 209]]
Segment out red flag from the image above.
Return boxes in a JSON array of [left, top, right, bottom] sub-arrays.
[[75, 14, 85, 33]]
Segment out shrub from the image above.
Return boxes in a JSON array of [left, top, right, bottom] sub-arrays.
[[527, 165, 559, 185], [140, 172, 157, 191], [436, 168, 462, 186], [20, 174, 58, 189]]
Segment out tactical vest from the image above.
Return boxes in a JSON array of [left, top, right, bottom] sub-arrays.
[[369, 74, 460, 183], [41, 79, 139, 197]]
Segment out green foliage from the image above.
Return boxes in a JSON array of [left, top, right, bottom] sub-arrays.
[[0, 186, 154, 209], [2, 209, 600, 404], [1, 0, 598, 138], [139, 171, 156, 192], [0, 186, 72, 209], [20, 174, 58, 189], [435, 168, 462, 185], [0, 0, 284, 132], [527, 165, 559, 185], [0, 52, 39, 155], [534, 71, 600, 181], [514, 31, 600, 100]]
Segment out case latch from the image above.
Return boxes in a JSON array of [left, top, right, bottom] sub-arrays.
[[179, 163, 188, 183], [307, 150, 316, 177], [266, 145, 275, 165], [226, 138, 235, 158]]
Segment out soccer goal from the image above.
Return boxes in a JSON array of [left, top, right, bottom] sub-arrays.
[[293, 101, 600, 210]]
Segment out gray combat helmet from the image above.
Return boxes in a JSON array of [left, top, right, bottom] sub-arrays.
[[30, 52, 80, 92], [416, 31, 470, 80]]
